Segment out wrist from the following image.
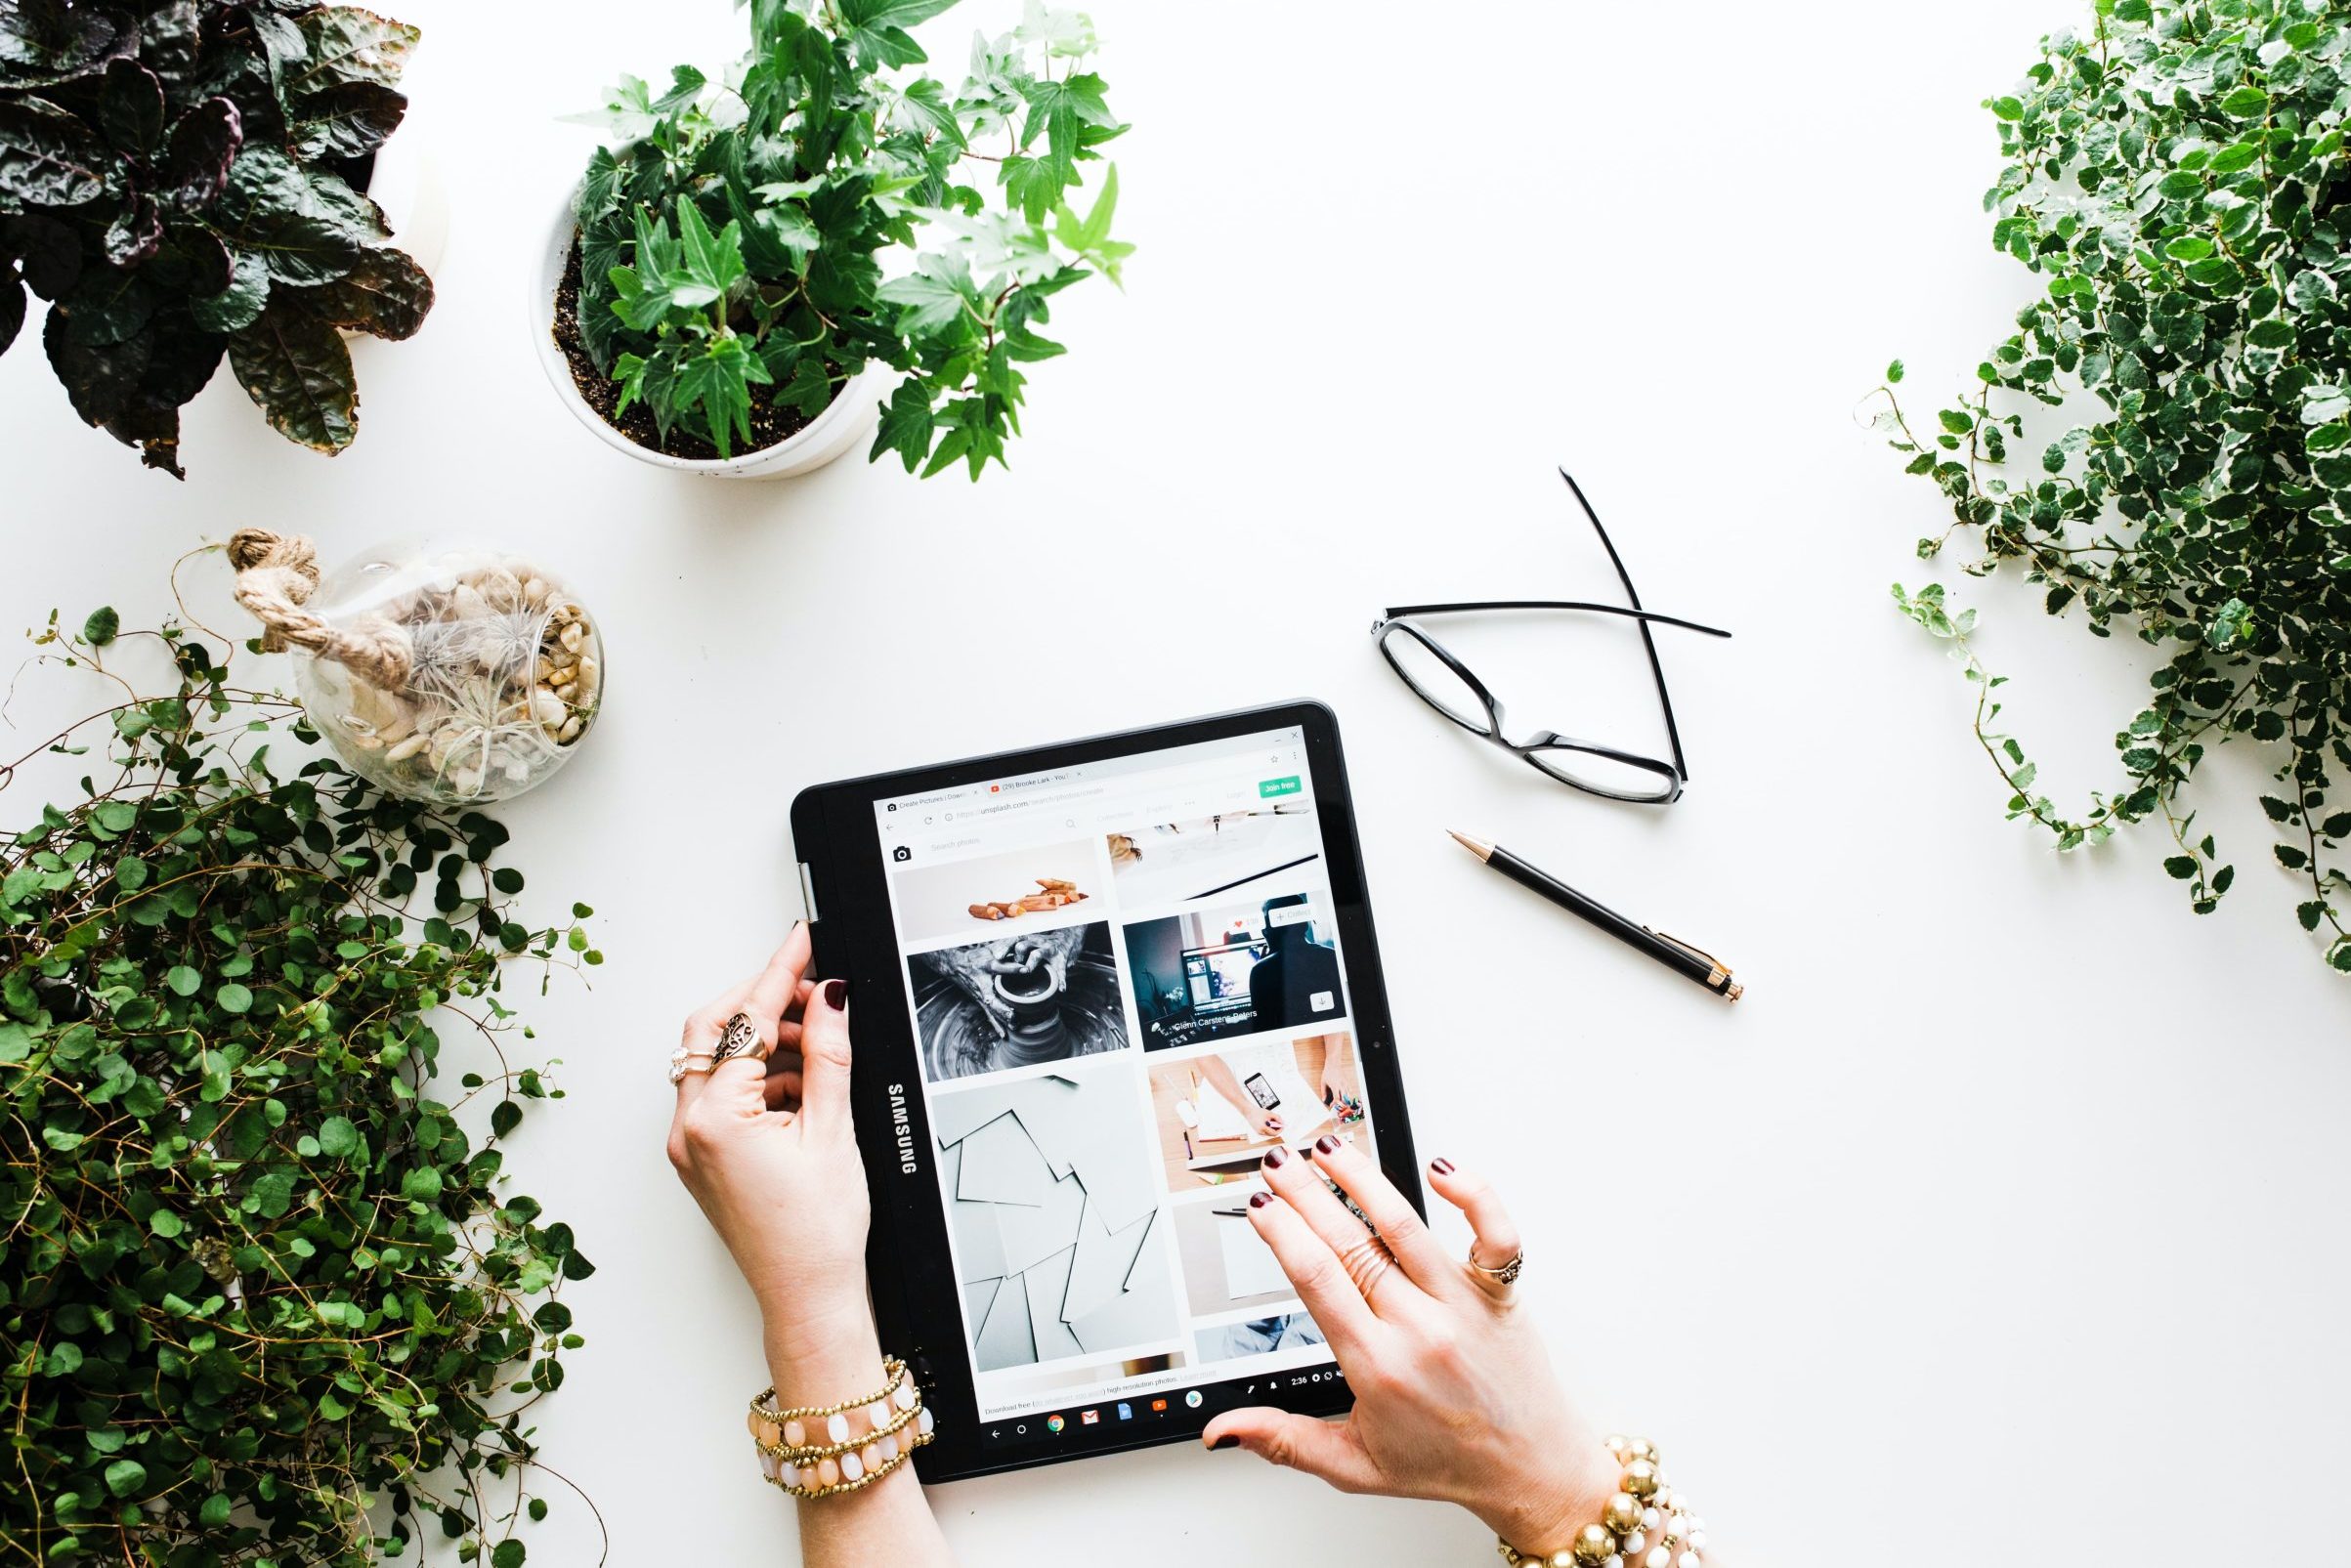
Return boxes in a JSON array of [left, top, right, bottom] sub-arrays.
[[1477, 1437, 1621, 1558], [759, 1293, 885, 1403]]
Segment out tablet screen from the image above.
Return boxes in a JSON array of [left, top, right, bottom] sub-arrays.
[[870, 723, 1379, 1451]]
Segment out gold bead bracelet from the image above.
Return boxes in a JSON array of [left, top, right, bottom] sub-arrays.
[[1496, 1434, 1709, 1568]]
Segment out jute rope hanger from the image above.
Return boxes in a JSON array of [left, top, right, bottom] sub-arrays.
[[227, 529, 412, 691]]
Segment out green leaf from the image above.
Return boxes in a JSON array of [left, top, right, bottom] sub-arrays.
[[492, 1539, 528, 1568], [192, 252, 273, 335], [228, 302, 360, 453], [299, 247, 435, 341], [869, 379, 936, 472], [877, 265, 971, 336], [215, 982, 254, 1015], [287, 9, 420, 95], [318, 1115, 359, 1157], [104, 1460, 148, 1499], [2162, 856, 2199, 879], [0, 98, 110, 208], [2218, 84, 2268, 118], [82, 606, 119, 645]]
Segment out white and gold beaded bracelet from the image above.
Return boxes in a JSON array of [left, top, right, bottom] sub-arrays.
[[1496, 1434, 1708, 1568], [745, 1356, 937, 1499]]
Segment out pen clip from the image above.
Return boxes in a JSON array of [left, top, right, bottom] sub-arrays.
[[1643, 926, 1734, 989]]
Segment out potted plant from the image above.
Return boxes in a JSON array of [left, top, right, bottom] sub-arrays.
[[0, 0, 437, 478], [538, 0, 1132, 480]]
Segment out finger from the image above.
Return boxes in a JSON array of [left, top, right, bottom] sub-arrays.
[[1426, 1158, 1522, 1297], [763, 1062, 804, 1112], [1244, 1182, 1377, 1353], [672, 981, 754, 1110], [1201, 1408, 1384, 1493], [1304, 1135, 1455, 1297], [743, 924, 813, 1029], [797, 977, 854, 1123], [1261, 1147, 1423, 1316]]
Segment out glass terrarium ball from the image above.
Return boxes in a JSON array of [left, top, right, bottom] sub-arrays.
[[290, 540, 605, 805]]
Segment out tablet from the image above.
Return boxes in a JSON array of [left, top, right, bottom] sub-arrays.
[[791, 701, 1422, 1481]]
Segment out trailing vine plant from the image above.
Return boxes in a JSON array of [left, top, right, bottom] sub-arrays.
[[0, 597, 603, 1564], [1873, 0, 2351, 970]]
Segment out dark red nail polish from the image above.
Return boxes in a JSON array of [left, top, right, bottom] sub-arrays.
[[1210, 1435, 1239, 1451], [1431, 1157, 1455, 1175], [1262, 1146, 1287, 1169], [1248, 1191, 1271, 1208], [1315, 1134, 1339, 1156], [823, 978, 847, 1010]]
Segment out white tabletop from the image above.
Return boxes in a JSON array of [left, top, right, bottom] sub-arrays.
[[8, 2, 2350, 1563]]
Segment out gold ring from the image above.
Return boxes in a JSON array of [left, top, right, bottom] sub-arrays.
[[1467, 1248, 1523, 1286], [711, 1010, 772, 1066], [1337, 1235, 1393, 1301]]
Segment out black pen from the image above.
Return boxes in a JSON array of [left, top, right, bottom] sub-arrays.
[[1448, 830, 1743, 1001]]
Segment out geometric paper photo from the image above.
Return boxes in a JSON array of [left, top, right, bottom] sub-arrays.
[[931, 1070, 1176, 1371]]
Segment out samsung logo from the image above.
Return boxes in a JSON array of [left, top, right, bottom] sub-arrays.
[[888, 1083, 917, 1174]]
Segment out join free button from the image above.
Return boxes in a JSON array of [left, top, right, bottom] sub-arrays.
[[1258, 776, 1302, 798]]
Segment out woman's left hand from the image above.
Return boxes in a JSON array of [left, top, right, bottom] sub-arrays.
[[1201, 1140, 1619, 1556]]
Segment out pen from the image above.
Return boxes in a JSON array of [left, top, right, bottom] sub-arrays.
[[1448, 830, 1743, 1001]]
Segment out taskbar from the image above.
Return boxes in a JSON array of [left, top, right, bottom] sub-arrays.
[[973, 1359, 1349, 1455]]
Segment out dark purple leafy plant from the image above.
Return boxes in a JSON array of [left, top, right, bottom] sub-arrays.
[[0, 0, 433, 477]]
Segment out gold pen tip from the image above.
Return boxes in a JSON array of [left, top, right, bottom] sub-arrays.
[[1446, 829, 1494, 862]]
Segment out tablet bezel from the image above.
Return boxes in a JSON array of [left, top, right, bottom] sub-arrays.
[[791, 699, 1423, 1483]]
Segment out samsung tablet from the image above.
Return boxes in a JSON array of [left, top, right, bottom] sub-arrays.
[[791, 701, 1422, 1481]]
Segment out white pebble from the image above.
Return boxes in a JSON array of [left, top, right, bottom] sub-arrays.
[[1645, 1551, 1669, 1568], [1677, 1554, 1699, 1568], [826, 1413, 850, 1444], [839, 1450, 864, 1482], [917, 1406, 934, 1435]]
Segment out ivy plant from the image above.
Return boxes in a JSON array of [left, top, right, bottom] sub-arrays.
[[1875, 0, 2351, 971], [564, 0, 1132, 471], [0, 1, 436, 478], [0, 605, 601, 1564]]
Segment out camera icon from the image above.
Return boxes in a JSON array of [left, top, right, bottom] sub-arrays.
[[892, 845, 913, 863]]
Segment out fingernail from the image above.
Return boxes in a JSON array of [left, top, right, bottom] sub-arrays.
[[823, 978, 848, 1011], [1262, 1146, 1287, 1169], [1209, 1435, 1239, 1451], [1248, 1191, 1271, 1209], [1314, 1134, 1339, 1155], [1431, 1157, 1454, 1175]]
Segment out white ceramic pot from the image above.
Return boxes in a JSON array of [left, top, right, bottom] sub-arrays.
[[530, 192, 883, 480], [368, 110, 447, 280]]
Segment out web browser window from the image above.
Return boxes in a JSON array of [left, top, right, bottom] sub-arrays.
[[872, 727, 1377, 1435]]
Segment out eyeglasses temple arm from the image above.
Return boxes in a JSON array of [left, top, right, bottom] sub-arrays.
[[1559, 466, 1688, 780], [1377, 600, 1732, 639]]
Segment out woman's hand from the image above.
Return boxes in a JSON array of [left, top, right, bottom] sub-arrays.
[[1201, 1141, 1619, 1557], [664, 925, 876, 1391]]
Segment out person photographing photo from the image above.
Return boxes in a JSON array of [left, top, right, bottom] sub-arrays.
[[665, 929, 1725, 1568]]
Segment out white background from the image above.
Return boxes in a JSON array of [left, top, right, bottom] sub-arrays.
[[6, 2, 2350, 1563]]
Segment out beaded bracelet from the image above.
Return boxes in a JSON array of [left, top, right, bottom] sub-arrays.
[[1496, 1434, 1707, 1568], [745, 1357, 937, 1500]]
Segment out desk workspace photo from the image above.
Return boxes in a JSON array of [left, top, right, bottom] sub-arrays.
[[4, 1, 2351, 1566]]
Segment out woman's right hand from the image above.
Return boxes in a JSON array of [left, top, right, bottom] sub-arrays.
[[664, 926, 879, 1393], [1201, 1142, 1622, 1558]]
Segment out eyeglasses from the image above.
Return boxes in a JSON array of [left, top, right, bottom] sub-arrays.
[[1369, 468, 1731, 804]]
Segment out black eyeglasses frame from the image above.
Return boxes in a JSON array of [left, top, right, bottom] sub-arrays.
[[1368, 469, 1731, 805]]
